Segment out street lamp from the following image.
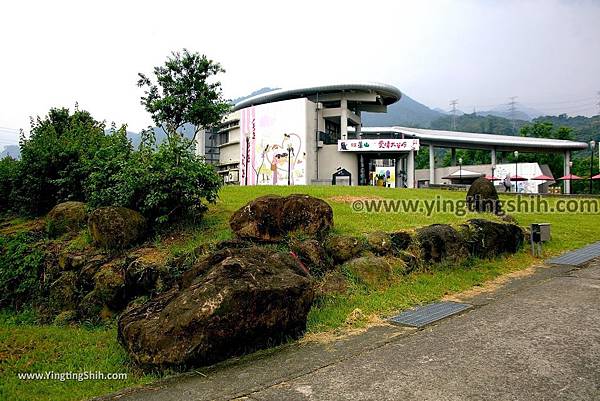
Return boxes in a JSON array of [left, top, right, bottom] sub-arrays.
[[458, 157, 463, 184], [514, 150, 519, 193], [590, 140, 596, 194]]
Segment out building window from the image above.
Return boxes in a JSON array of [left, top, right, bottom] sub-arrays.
[[321, 120, 340, 144], [218, 131, 229, 145]]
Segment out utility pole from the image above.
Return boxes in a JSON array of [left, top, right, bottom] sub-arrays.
[[508, 96, 518, 134], [450, 99, 458, 130]]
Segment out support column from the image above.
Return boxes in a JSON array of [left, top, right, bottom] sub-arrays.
[[407, 150, 415, 188], [395, 157, 401, 188], [340, 95, 348, 140], [491, 148, 496, 166], [429, 144, 435, 185], [196, 128, 206, 157], [451, 148, 457, 166], [356, 110, 362, 139], [564, 150, 571, 194], [359, 154, 366, 185]]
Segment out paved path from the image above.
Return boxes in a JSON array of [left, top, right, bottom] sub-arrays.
[[99, 260, 600, 401]]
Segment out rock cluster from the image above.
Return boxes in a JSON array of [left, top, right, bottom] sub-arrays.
[[229, 194, 333, 242]]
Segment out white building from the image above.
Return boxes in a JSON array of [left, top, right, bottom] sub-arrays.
[[197, 83, 587, 193]]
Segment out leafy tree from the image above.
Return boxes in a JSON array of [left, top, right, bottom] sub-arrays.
[[137, 49, 231, 145], [12, 107, 120, 215], [502, 122, 575, 180], [0, 156, 19, 212]]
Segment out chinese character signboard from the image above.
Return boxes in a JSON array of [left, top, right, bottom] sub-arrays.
[[337, 139, 420, 152]]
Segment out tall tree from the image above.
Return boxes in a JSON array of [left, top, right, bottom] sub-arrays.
[[137, 49, 231, 145]]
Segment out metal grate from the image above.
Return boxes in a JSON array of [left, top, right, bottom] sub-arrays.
[[389, 301, 472, 328], [546, 241, 600, 267]]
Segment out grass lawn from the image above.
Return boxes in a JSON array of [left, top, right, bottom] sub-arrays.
[[1, 186, 598, 401]]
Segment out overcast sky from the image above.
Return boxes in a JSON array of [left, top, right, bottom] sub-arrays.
[[1, 0, 599, 146]]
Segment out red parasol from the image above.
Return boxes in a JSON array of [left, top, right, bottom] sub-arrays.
[[532, 174, 553, 181], [510, 175, 528, 182], [557, 174, 582, 180], [592, 173, 600, 180], [485, 175, 500, 181]]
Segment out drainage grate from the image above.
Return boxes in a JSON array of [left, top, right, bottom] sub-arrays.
[[546, 241, 600, 267], [389, 301, 472, 328]]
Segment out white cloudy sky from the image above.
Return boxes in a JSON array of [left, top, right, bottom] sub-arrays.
[[1, 0, 599, 146]]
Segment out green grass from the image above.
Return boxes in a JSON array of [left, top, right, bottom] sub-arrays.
[[0, 312, 156, 401], [1, 186, 599, 401]]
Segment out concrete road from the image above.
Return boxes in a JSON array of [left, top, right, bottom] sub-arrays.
[[99, 260, 600, 401]]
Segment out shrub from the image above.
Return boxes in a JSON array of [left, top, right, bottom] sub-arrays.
[[85, 132, 221, 227], [0, 233, 45, 310], [0, 156, 19, 213], [12, 107, 119, 215]]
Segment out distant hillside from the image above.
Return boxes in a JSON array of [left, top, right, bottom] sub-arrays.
[[231, 87, 278, 105], [430, 113, 527, 136], [532, 114, 600, 143], [0, 145, 20, 159], [362, 94, 443, 128]]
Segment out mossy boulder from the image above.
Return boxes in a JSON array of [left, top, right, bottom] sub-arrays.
[[290, 239, 332, 276], [117, 247, 314, 368], [314, 270, 348, 297], [415, 224, 468, 263], [92, 261, 126, 309], [324, 235, 364, 264], [48, 271, 78, 312], [343, 255, 407, 289], [459, 219, 524, 258], [229, 194, 333, 242], [124, 248, 169, 297], [466, 177, 501, 214], [47, 201, 87, 236], [390, 231, 413, 254], [366, 231, 392, 255], [88, 207, 147, 249]]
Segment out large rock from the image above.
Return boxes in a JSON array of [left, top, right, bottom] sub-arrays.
[[88, 207, 147, 249], [324, 235, 364, 264], [124, 248, 169, 297], [459, 219, 524, 258], [390, 231, 413, 254], [229, 194, 333, 242], [344, 255, 407, 289], [48, 271, 78, 312], [466, 177, 501, 214], [47, 201, 87, 236], [366, 231, 392, 255], [289, 239, 332, 276], [415, 224, 468, 263], [117, 247, 314, 368]]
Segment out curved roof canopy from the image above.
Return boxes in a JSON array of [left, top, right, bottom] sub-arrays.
[[233, 82, 402, 111], [358, 126, 588, 152]]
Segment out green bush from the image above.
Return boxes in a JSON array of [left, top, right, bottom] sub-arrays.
[[11, 107, 116, 215], [0, 106, 221, 229], [85, 132, 221, 226], [0, 233, 45, 310], [0, 156, 19, 212]]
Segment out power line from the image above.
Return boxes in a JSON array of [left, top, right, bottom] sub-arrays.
[[450, 99, 458, 130], [508, 96, 518, 133]]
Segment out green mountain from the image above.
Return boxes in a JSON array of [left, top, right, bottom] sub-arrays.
[[362, 94, 443, 128]]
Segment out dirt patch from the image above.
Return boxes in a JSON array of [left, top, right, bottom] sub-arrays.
[[327, 195, 384, 204], [301, 314, 388, 345]]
